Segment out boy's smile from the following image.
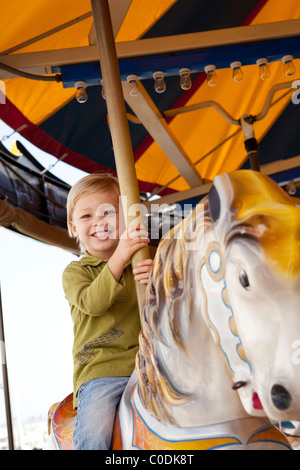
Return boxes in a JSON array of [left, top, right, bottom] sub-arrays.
[[93, 230, 110, 240], [70, 189, 125, 259]]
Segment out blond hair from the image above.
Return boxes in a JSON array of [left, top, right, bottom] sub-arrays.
[[66, 173, 120, 237]]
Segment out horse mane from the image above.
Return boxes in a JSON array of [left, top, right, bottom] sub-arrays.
[[136, 200, 213, 424]]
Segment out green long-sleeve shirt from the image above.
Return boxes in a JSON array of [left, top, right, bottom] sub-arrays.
[[62, 251, 141, 407]]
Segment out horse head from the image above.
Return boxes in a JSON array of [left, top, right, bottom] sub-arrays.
[[136, 170, 300, 428], [207, 170, 300, 423]]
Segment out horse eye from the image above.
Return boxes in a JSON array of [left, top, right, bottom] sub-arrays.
[[239, 270, 250, 289]]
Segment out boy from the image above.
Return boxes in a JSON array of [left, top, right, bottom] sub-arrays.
[[63, 173, 153, 450]]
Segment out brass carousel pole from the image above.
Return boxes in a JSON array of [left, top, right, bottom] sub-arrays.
[[90, 0, 149, 311]]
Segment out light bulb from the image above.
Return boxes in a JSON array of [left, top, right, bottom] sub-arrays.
[[153, 71, 166, 93], [282, 54, 296, 77], [286, 181, 296, 195], [75, 81, 88, 103], [100, 79, 106, 100], [127, 75, 139, 97], [256, 58, 270, 80], [230, 61, 244, 82], [179, 68, 192, 90], [204, 65, 217, 86]]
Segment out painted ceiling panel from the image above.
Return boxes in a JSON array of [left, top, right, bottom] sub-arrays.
[[0, 0, 299, 196]]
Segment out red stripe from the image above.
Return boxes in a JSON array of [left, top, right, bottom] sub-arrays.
[[133, 0, 270, 162], [0, 96, 175, 194], [240, 0, 269, 25], [0, 97, 106, 173]]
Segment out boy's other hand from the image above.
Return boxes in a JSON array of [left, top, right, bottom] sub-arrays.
[[133, 259, 154, 285]]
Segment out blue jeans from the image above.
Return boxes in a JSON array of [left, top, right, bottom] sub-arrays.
[[73, 376, 129, 450]]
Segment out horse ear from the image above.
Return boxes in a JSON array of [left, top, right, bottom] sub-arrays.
[[208, 185, 220, 223]]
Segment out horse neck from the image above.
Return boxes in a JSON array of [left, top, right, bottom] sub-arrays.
[[153, 304, 249, 427], [137, 216, 249, 428]]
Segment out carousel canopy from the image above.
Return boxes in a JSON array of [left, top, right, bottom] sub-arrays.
[[0, 0, 299, 249]]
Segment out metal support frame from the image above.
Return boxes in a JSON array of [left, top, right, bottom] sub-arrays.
[[122, 79, 202, 187], [144, 155, 300, 208], [1, 19, 300, 81]]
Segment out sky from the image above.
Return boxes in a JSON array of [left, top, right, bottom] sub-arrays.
[[0, 120, 87, 431]]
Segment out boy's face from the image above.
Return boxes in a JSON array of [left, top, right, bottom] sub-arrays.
[[70, 189, 125, 259]]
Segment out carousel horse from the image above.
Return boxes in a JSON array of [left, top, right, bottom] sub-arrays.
[[45, 170, 300, 450]]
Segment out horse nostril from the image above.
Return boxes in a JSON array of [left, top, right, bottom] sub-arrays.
[[271, 384, 292, 410]]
